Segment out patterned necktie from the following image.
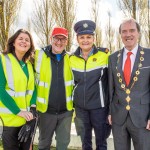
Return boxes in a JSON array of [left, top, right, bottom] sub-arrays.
[[124, 52, 132, 86]]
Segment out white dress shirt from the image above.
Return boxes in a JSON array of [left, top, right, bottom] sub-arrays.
[[122, 44, 139, 72]]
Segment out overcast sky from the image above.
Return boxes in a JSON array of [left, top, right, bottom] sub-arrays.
[[18, 0, 122, 29], [17, 0, 122, 47]]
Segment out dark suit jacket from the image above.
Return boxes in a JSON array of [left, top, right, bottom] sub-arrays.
[[109, 46, 150, 128]]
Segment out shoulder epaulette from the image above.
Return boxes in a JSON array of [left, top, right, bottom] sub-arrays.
[[97, 47, 109, 54]]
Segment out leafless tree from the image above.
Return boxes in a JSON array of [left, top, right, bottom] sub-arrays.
[[49, 0, 76, 51], [0, 0, 21, 51], [91, 0, 102, 47], [117, 0, 150, 47], [31, 0, 55, 48], [117, 0, 136, 19], [116, 32, 123, 51], [144, 0, 150, 47], [105, 11, 115, 53]]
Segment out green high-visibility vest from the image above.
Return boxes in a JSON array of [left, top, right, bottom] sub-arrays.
[[0, 54, 35, 127], [35, 50, 74, 113]]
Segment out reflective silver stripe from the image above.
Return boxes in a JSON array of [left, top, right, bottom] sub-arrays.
[[26, 90, 33, 96], [66, 96, 72, 102], [35, 78, 39, 85], [72, 65, 107, 73], [99, 69, 104, 107], [72, 68, 84, 72], [0, 108, 27, 114], [0, 108, 12, 114], [36, 50, 44, 74], [6, 90, 25, 97], [4, 55, 34, 97], [72, 83, 78, 101], [65, 80, 74, 86], [99, 81, 104, 107], [87, 65, 107, 72], [38, 81, 48, 88], [6, 90, 33, 97], [5, 55, 14, 90], [37, 97, 46, 104]]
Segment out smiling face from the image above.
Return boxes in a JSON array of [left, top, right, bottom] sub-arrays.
[[120, 20, 140, 51], [51, 35, 68, 54], [13, 33, 31, 59], [77, 34, 94, 52]]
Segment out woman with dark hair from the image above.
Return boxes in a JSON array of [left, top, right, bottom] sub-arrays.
[[0, 29, 37, 150]]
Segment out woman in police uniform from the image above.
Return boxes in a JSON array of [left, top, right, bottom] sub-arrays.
[[0, 29, 36, 150], [70, 20, 111, 150]]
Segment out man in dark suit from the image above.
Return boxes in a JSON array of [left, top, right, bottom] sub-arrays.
[[108, 18, 150, 150]]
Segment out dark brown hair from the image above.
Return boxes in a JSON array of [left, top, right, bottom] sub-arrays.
[[3, 29, 35, 64], [119, 18, 141, 34]]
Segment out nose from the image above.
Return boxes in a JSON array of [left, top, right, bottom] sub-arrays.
[[126, 31, 131, 37], [21, 39, 26, 43], [57, 39, 62, 44], [83, 38, 89, 43]]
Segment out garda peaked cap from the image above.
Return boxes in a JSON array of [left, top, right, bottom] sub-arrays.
[[74, 20, 96, 35]]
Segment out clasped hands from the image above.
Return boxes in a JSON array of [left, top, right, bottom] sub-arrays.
[[18, 107, 38, 143]]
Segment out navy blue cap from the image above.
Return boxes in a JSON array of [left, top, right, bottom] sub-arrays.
[[74, 20, 96, 35]]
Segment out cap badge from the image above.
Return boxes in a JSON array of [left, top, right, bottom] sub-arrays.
[[83, 23, 88, 28], [105, 49, 109, 53], [93, 58, 97, 62]]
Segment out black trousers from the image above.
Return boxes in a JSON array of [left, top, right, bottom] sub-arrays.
[[75, 107, 111, 150], [2, 126, 32, 150]]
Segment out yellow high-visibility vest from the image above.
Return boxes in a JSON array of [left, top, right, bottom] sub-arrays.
[[0, 54, 35, 127], [35, 50, 74, 113]]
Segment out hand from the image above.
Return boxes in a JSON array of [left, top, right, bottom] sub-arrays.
[[108, 115, 112, 125], [18, 118, 37, 143], [146, 120, 150, 130], [17, 111, 33, 121], [30, 106, 38, 118]]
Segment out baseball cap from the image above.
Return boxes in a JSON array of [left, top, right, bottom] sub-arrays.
[[51, 27, 68, 38]]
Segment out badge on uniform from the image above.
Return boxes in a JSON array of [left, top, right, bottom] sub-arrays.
[[105, 49, 109, 53], [93, 58, 97, 62]]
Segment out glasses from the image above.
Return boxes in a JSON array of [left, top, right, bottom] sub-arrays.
[[53, 37, 67, 43]]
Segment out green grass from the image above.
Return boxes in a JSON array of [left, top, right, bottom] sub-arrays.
[[33, 145, 56, 150], [0, 140, 3, 150]]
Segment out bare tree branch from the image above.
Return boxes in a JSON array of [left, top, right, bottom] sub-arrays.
[[91, 0, 103, 47], [0, 0, 21, 51], [117, 0, 149, 47], [31, 0, 55, 47], [49, 0, 76, 51]]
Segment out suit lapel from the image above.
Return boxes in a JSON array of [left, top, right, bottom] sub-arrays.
[[117, 48, 125, 82], [129, 46, 141, 85]]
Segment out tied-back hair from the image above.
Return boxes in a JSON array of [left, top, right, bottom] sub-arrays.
[[3, 29, 35, 64]]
